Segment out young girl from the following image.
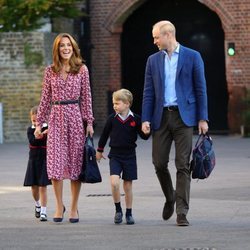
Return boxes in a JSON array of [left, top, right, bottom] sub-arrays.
[[23, 106, 51, 221]]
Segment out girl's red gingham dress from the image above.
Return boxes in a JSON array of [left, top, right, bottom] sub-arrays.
[[37, 65, 94, 180]]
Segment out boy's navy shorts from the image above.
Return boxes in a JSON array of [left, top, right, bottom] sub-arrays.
[[109, 155, 137, 181]]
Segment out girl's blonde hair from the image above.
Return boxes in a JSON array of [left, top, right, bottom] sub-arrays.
[[51, 33, 83, 74], [112, 89, 133, 107], [30, 106, 38, 116]]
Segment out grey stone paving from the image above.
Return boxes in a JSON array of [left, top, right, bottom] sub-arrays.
[[0, 135, 250, 250]]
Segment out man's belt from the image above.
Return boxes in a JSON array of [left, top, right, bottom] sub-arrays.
[[164, 106, 179, 111]]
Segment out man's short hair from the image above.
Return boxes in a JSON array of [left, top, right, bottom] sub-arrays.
[[153, 20, 176, 36]]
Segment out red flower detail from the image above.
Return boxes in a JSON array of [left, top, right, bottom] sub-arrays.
[[130, 121, 136, 127]]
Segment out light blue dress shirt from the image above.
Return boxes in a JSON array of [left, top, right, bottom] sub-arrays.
[[163, 44, 179, 107]]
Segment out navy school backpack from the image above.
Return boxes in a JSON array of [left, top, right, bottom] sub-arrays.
[[79, 137, 102, 183], [190, 133, 215, 179]]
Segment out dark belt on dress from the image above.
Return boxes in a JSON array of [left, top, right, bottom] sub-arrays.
[[51, 99, 79, 105], [29, 145, 47, 149], [164, 106, 179, 111]]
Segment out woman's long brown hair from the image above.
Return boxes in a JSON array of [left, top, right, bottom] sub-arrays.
[[51, 33, 84, 74]]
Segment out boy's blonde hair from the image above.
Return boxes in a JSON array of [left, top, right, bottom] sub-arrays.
[[30, 106, 38, 116], [112, 89, 133, 107]]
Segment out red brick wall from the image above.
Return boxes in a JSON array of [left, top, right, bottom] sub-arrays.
[[202, 0, 250, 132], [0, 33, 45, 142], [90, 0, 250, 133], [89, 1, 122, 132], [0, 32, 56, 142]]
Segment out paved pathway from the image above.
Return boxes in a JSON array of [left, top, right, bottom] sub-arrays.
[[0, 135, 250, 250]]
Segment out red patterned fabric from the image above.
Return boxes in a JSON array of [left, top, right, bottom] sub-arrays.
[[37, 65, 94, 180]]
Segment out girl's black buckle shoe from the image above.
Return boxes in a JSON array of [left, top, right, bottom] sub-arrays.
[[35, 206, 41, 218]]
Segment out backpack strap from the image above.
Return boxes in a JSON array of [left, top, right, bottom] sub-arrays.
[[194, 133, 212, 149]]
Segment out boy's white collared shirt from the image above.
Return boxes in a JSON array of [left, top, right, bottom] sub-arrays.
[[116, 110, 134, 121], [31, 123, 48, 129]]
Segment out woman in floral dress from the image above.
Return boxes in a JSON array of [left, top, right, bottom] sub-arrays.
[[35, 33, 94, 223]]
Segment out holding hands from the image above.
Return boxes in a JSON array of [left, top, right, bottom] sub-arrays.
[[96, 151, 106, 163], [142, 121, 151, 135], [34, 126, 48, 139], [34, 125, 43, 139]]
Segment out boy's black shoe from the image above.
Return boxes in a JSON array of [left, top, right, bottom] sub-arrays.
[[114, 211, 123, 224], [35, 206, 41, 218], [126, 215, 135, 225], [176, 214, 189, 226]]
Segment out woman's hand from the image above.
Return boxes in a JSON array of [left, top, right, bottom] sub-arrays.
[[86, 125, 94, 137]]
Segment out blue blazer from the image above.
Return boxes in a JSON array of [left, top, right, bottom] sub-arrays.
[[142, 45, 208, 131]]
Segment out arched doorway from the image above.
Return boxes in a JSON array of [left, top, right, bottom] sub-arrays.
[[121, 0, 228, 131]]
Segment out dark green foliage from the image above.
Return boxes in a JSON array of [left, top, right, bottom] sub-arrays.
[[0, 0, 84, 32], [24, 43, 43, 67]]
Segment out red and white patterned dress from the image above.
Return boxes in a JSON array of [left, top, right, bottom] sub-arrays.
[[36, 65, 94, 180]]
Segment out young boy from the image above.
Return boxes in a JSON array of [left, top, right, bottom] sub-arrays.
[[96, 89, 149, 225]]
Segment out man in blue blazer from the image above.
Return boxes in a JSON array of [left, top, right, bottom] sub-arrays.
[[142, 21, 208, 226]]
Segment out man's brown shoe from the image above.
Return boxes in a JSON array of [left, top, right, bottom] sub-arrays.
[[176, 214, 189, 226]]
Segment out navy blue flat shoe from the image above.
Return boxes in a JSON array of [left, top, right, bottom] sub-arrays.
[[53, 206, 65, 223], [69, 218, 79, 223], [69, 211, 79, 223]]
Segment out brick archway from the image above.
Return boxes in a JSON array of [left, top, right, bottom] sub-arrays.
[[105, 0, 147, 33], [105, 0, 233, 33], [104, 0, 231, 132], [90, 0, 250, 133]]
